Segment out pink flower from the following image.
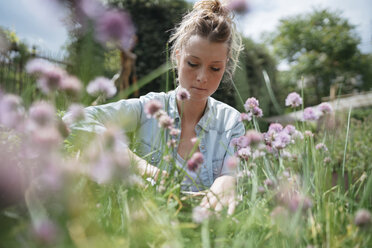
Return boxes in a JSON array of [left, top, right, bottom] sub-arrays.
[[303, 107, 319, 121], [239, 112, 252, 122], [354, 209, 371, 228], [37, 67, 66, 94], [285, 92, 303, 108], [169, 128, 180, 136], [66, 104, 86, 124], [191, 137, 199, 145], [25, 58, 53, 75], [304, 130, 314, 138], [272, 132, 291, 150], [283, 124, 296, 135], [318, 102, 333, 114], [226, 0, 249, 14], [245, 130, 263, 145], [167, 139, 177, 148], [158, 114, 174, 129], [226, 156, 239, 169], [144, 100, 162, 118], [252, 106, 263, 117], [237, 147, 251, 160], [78, 0, 105, 19], [0, 94, 24, 130], [187, 152, 204, 171], [176, 87, 190, 101], [87, 77, 117, 98], [32, 219, 58, 245], [95, 9, 135, 50], [315, 143, 328, 152], [269, 123, 283, 133], [60, 75, 82, 96], [244, 97, 259, 111], [29, 101, 55, 126]]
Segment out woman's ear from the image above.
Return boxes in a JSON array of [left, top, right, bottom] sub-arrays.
[[176, 49, 181, 65]]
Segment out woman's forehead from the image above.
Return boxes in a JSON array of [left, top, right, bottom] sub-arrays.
[[182, 35, 228, 61]]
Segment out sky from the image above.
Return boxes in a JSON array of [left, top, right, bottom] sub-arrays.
[[0, 0, 371, 56]]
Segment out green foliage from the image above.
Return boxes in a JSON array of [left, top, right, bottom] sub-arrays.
[[271, 9, 367, 105], [231, 37, 279, 115]]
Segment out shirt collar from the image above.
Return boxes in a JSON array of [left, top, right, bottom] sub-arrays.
[[168, 87, 212, 131]]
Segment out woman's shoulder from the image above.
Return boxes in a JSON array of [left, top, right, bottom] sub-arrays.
[[207, 97, 242, 131]]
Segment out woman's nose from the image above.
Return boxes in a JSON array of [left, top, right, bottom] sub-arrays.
[[196, 67, 207, 84]]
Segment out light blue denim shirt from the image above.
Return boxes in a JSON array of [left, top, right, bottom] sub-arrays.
[[65, 88, 245, 189]]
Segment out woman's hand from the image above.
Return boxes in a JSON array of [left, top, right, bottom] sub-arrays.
[[200, 175, 237, 215]]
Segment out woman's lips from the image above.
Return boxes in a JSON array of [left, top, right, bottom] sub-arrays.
[[191, 86, 207, 91]]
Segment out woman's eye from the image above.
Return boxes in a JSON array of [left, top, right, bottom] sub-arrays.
[[187, 61, 198, 67], [211, 67, 220, 72]]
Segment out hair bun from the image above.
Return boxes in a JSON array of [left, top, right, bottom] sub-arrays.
[[193, 0, 229, 17]]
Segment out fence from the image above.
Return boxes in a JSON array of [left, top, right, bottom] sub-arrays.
[[0, 50, 70, 99]]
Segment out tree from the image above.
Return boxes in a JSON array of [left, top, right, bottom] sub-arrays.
[[231, 37, 279, 116], [271, 9, 364, 104]]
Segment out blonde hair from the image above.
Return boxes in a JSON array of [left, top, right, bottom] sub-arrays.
[[169, 0, 242, 79]]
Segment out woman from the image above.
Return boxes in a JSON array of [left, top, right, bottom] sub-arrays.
[[66, 0, 245, 215]]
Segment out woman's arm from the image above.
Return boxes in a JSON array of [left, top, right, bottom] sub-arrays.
[[64, 97, 166, 181]]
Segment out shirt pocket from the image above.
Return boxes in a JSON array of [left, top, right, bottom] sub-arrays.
[[212, 158, 224, 181], [138, 138, 162, 165]]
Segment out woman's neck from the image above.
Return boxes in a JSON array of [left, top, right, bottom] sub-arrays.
[[177, 98, 207, 125]]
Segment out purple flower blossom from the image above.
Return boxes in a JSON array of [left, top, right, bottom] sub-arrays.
[[95, 9, 135, 50], [245, 130, 263, 146], [283, 125, 296, 135], [285, 92, 303, 108], [318, 102, 333, 114], [269, 123, 283, 133], [303, 107, 319, 121], [66, 104, 86, 124], [191, 137, 199, 145], [60, 75, 82, 96], [244, 97, 259, 111], [237, 147, 251, 160], [37, 67, 66, 94], [226, 156, 239, 169], [78, 0, 105, 19], [90, 154, 114, 184], [158, 114, 174, 129], [176, 87, 190, 101], [169, 128, 180, 136], [30, 127, 62, 149], [252, 106, 263, 117], [187, 152, 204, 171], [144, 100, 162, 118], [239, 112, 252, 122], [264, 178, 275, 189], [304, 130, 314, 138], [29, 101, 55, 126], [167, 139, 177, 148], [25, 58, 53, 75], [315, 143, 328, 152], [0, 94, 24, 130], [87, 77, 117, 98], [236, 135, 250, 148], [226, 0, 249, 14], [32, 219, 58, 245], [354, 209, 371, 228], [272, 132, 291, 150]]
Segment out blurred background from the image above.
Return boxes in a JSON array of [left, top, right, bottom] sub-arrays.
[[0, 0, 371, 116]]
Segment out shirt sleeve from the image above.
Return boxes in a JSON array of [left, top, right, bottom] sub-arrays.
[[63, 98, 143, 149], [220, 119, 245, 177]]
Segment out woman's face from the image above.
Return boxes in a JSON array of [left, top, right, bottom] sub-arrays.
[[177, 35, 228, 102]]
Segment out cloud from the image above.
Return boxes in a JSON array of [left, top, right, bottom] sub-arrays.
[[239, 0, 371, 53]]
